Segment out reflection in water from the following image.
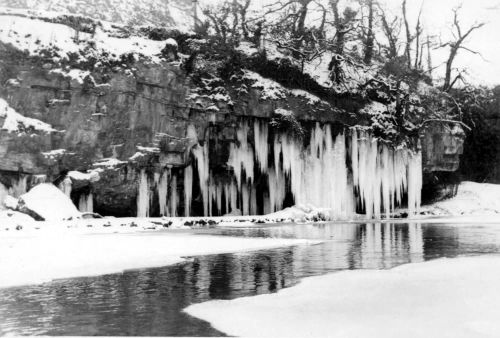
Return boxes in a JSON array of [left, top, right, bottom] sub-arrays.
[[1, 222, 499, 336]]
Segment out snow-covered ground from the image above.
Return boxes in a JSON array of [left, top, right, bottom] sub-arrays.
[[425, 181, 500, 216], [0, 12, 166, 62], [0, 230, 315, 289], [185, 255, 500, 338]]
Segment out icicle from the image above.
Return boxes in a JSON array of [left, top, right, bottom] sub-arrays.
[[78, 193, 93, 213], [254, 119, 268, 173], [407, 152, 422, 216], [137, 169, 150, 217], [268, 169, 286, 212], [216, 182, 223, 216], [184, 166, 193, 216], [0, 183, 8, 209], [58, 176, 72, 197], [250, 184, 257, 215], [227, 120, 254, 189], [224, 183, 230, 215], [192, 142, 209, 215], [33, 175, 47, 185], [157, 170, 169, 216], [241, 183, 250, 215], [350, 129, 422, 219], [230, 180, 238, 213], [10, 175, 28, 198], [170, 173, 178, 217]]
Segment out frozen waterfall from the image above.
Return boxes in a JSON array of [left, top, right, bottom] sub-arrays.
[[135, 120, 423, 219]]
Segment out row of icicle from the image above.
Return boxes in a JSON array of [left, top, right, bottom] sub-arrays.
[[136, 120, 423, 219]]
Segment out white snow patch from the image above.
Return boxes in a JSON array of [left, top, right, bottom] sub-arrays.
[[427, 181, 500, 216], [68, 170, 100, 182], [266, 204, 332, 222], [290, 89, 322, 105], [361, 101, 388, 115], [165, 38, 178, 46], [50, 68, 90, 84], [0, 98, 55, 133], [0, 231, 314, 288], [0, 210, 36, 227], [93, 158, 127, 167], [41, 148, 69, 158], [274, 108, 293, 116], [0, 15, 165, 62], [137, 145, 160, 153], [242, 70, 286, 100], [185, 255, 500, 338], [236, 41, 259, 56]]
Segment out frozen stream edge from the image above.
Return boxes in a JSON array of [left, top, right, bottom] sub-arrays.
[[0, 230, 317, 289], [184, 255, 500, 338]]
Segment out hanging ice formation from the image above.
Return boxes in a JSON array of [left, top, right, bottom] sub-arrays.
[[58, 176, 72, 197], [350, 129, 422, 218], [137, 169, 151, 217], [134, 120, 422, 219], [79, 193, 94, 213]]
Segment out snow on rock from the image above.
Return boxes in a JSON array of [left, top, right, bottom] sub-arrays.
[[0, 0, 195, 31], [360, 101, 388, 115], [0, 14, 166, 62], [185, 255, 500, 338], [50, 68, 91, 84], [92, 158, 127, 168], [3, 195, 19, 210], [236, 41, 259, 56], [0, 231, 315, 288], [18, 183, 81, 221], [41, 149, 70, 159], [165, 38, 178, 47], [0, 98, 55, 133], [241, 70, 330, 106], [427, 181, 500, 216], [274, 108, 293, 116], [290, 89, 323, 105], [266, 205, 333, 222], [242, 70, 287, 100], [68, 170, 100, 182]]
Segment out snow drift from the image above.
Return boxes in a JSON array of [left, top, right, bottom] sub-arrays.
[[427, 181, 500, 215]]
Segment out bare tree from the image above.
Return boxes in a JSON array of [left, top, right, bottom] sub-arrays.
[[426, 35, 433, 76], [358, 0, 376, 64], [413, 3, 423, 69], [401, 0, 413, 67], [378, 4, 401, 59], [439, 7, 485, 91], [329, 0, 358, 83]]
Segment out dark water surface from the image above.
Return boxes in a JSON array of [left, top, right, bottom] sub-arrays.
[[1, 222, 500, 336]]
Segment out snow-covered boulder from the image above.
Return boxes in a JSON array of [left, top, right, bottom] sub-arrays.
[[267, 204, 331, 222], [18, 184, 81, 221]]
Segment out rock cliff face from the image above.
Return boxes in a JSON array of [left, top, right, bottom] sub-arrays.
[[420, 123, 464, 173], [419, 123, 465, 203], [0, 40, 356, 216], [0, 12, 465, 218]]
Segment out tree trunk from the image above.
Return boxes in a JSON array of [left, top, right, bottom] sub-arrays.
[[363, 0, 375, 64]]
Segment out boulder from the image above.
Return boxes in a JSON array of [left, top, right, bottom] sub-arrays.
[[18, 183, 81, 221]]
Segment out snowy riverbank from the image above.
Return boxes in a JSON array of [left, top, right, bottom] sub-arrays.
[[185, 255, 500, 338], [424, 181, 500, 216], [0, 231, 315, 289]]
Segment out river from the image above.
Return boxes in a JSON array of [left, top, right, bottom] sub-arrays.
[[1, 221, 499, 336]]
